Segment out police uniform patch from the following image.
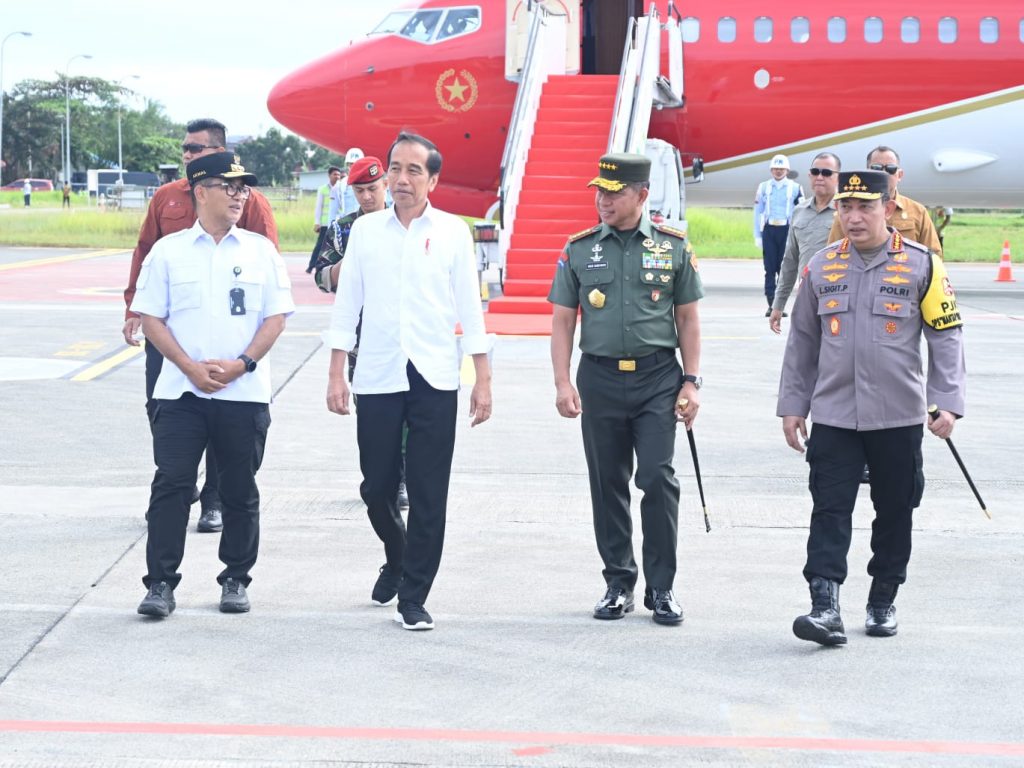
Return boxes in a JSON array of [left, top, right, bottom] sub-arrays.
[[884, 302, 902, 312], [568, 225, 601, 243], [829, 316, 841, 336], [822, 273, 846, 283], [921, 252, 963, 330], [886, 264, 912, 273], [822, 263, 849, 272], [885, 321, 898, 334], [825, 252, 837, 260], [883, 276, 910, 285]]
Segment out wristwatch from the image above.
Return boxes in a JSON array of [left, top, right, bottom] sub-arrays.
[[682, 374, 702, 390], [237, 354, 257, 373]]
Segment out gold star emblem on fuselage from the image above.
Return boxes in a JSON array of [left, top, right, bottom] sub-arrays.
[[436, 68, 479, 113]]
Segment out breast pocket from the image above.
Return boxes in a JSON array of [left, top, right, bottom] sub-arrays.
[[817, 292, 850, 339], [235, 277, 265, 313], [580, 268, 614, 308], [168, 266, 201, 311], [872, 295, 915, 343]]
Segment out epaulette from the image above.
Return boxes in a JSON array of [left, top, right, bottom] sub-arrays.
[[653, 223, 687, 239], [835, 237, 850, 253], [568, 224, 601, 243], [899, 235, 930, 254]]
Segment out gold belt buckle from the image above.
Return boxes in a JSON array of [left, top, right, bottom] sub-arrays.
[[618, 359, 636, 372]]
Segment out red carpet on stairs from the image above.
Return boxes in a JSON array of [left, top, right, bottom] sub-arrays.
[[486, 74, 618, 333]]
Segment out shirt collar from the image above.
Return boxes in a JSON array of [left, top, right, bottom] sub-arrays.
[[388, 199, 434, 229], [188, 218, 240, 245], [597, 215, 653, 242]]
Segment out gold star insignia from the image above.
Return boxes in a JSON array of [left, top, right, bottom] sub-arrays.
[[445, 79, 469, 102]]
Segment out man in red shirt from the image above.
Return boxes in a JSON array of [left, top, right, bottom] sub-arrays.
[[122, 118, 279, 533]]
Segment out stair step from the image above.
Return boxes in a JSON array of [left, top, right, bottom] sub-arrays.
[[516, 203, 597, 221], [506, 263, 560, 280], [518, 189, 595, 208], [513, 219, 596, 235], [502, 279, 555, 297], [525, 148, 598, 163], [521, 161, 599, 179], [510, 233, 570, 250], [536, 107, 612, 123], [531, 134, 608, 150], [486, 296, 555, 315], [520, 177, 593, 193], [533, 121, 609, 137]]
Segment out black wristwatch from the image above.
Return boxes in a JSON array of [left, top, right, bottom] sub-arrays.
[[682, 374, 702, 390], [237, 354, 257, 373]]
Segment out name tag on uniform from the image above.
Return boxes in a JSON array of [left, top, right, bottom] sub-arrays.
[[585, 262, 608, 270], [229, 287, 246, 315]]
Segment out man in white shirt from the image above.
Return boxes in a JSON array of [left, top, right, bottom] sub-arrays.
[[326, 131, 493, 631], [131, 152, 295, 618]]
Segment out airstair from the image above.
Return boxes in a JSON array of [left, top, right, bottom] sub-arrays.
[[486, 2, 691, 323]]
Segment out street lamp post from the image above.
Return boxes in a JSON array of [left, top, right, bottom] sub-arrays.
[[117, 75, 140, 185], [0, 31, 32, 185], [64, 53, 92, 188]]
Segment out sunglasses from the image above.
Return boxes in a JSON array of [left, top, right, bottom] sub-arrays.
[[181, 142, 222, 154], [869, 163, 900, 175], [809, 168, 835, 177]]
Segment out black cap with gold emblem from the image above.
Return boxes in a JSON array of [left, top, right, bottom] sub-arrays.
[[186, 151, 259, 188], [587, 152, 651, 192], [834, 170, 888, 200]]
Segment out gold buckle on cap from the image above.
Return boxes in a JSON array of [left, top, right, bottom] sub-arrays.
[[618, 360, 636, 372]]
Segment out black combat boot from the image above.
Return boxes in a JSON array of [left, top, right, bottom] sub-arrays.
[[865, 580, 899, 637], [793, 576, 847, 646]]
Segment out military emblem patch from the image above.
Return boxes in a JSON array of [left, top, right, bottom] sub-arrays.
[[883, 276, 910, 285], [823, 273, 845, 283], [830, 316, 841, 336], [886, 321, 898, 334]]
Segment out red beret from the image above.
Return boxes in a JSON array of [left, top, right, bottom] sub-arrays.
[[347, 156, 384, 185]]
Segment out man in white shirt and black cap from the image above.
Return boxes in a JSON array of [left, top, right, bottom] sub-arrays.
[[131, 151, 295, 618]]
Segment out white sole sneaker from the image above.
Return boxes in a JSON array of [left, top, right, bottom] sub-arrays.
[[372, 595, 398, 607], [393, 609, 434, 630]]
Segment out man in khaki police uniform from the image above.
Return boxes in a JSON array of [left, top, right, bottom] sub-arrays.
[[549, 153, 703, 626], [827, 146, 942, 257], [778, 170, 965, 646]]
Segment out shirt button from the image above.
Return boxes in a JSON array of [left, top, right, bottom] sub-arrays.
[[625, 327, 631, 332], [625, 251, 630, 256], [624, 275, 630, 281]]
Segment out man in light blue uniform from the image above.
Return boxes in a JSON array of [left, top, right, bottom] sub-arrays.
[[754, 154, 803, 316]]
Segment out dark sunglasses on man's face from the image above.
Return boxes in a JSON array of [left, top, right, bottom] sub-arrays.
[[809, 168, 835, 177], [869, 163, 900, 175], [182, 143, 220, 154]]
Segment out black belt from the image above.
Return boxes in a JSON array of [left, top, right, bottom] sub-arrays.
[[582, 349, 676, 372]]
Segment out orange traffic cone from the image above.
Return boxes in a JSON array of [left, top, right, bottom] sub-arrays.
[[995, 240, 1015, 282]]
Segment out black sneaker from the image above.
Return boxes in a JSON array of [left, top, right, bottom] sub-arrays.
[[593, 586, 634, 620], [138, 582, 175, 618], [394, 601, 434, 630], [197, 508, 223, 533], [219, 578, 250, 613], [371, 564, 401, 606], [645, 588, 684, 625], [190, 486, 201, 505]]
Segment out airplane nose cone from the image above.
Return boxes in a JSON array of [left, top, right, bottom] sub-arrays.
[[267, 51, 351, 152]]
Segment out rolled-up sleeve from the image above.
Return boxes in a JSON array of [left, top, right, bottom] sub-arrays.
[[452, 223, 492, 355], [326, 220, 365, 352]]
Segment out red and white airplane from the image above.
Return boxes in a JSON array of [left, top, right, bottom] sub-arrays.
[[268, 0, 1023, 216]]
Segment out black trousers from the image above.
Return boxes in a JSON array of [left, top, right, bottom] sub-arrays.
[[145, 340, 220, 510], [762, 223, 789, 302], [804, 423, 925, 586], [143, 393, 270, 589], [356, 363, 457, 605], [576, 353, 682, 592]]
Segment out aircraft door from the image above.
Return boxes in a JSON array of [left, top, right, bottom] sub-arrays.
[[581, 0, 642, 75], [505, 0, 581, 80]]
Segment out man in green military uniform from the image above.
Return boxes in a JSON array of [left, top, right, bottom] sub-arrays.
[[548, 152, 703, 625]]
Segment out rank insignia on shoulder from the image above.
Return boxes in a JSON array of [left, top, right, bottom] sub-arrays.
[[690, 254, 699, 271], [653, 223, 687, 239], [825, 252, 837, 260], [568, 225, 600, 243], [890, 232, 904, 251]]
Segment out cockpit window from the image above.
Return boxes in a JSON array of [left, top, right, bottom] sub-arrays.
[[436, 8, 481, 41], [374, 7, 482, 44], [371, 11, 413, 35]]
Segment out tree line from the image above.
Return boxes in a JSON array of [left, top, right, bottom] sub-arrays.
[[1, 75, 343, 186]]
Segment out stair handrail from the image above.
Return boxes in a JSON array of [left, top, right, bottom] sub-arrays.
[[606, 15, 638, 153], [497, 4, 566, 272], [624, 4, 662, 154]]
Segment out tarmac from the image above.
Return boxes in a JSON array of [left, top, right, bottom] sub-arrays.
[[0, 245, 1022, 767]]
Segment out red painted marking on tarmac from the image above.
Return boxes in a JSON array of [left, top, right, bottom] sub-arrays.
[[512, 746, 552, 756], [0, 721, 1022, 757]]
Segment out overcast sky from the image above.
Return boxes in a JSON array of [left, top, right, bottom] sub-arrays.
[[1, 0, 406, 138]]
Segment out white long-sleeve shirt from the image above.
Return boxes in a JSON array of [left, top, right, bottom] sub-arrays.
[[327, 202, 492, 393]]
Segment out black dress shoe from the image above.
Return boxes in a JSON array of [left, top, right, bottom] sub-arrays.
[[645, 588, 684, 625], [219, 578, 251, 613], [793, 576, 847, 646], [593, 586, 634, 620]]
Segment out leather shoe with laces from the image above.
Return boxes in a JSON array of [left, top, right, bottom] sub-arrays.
[[593, 586, 634, 620], [138, 582, 175, 618], [197, 508, 223, 533], [219, 578, 250, 613], [394, 601, 434, 630], [645, 588, 684, 625], [371, 564, 401, 606]]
